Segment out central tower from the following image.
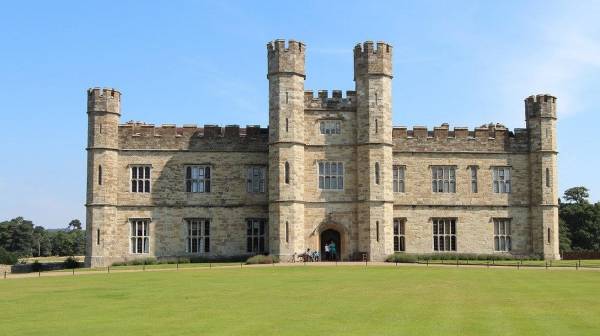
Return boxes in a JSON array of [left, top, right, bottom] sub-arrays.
[[354, 41, 394, 260], [267, 40, 306, 259]]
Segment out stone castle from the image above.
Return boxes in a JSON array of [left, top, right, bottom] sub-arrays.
[[85, 40, 559, 267]]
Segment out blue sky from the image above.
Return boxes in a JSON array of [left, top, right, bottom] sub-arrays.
[[0, 1, 599, 228]]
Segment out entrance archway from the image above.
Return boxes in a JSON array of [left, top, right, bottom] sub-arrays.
[[320, 229, 341, 261]]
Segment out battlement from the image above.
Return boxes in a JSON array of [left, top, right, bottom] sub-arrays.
[[353, 41, 393, 77], [87, 87, 121, 114], [267, 39, 305, 54], [119, 122, 268, 139], [392, 123, 521, 140], [267, 39, 305, 77], [525, 94, 557, 119], [304, 90, 356, 110]]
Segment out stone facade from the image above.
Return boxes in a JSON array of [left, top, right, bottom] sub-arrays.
[[85, 40, 560, 268]]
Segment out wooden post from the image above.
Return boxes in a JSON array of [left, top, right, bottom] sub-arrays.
[[3, 271, 6, 279], [72, 268, 75, 275]]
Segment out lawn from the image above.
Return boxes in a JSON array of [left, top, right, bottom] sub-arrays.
[[1, 266, 599, 336]]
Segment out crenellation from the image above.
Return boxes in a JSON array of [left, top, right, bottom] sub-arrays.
[[304, 89, 356, 110]]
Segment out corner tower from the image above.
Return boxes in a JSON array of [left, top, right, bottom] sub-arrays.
[[85, 87, 121, 267], [267, 40, 306, 259], [354, 41, 394, 260], [526, 94, 559, 259]]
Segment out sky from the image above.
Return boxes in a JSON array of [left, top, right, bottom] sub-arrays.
[[0, 1, 599, 229]]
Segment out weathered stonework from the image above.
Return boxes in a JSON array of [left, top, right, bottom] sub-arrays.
[[85, 40, 560, 267]]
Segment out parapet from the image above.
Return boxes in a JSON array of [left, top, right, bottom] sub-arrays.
[[353, 41, 393, 78], [119, 121, 268, 139], [267, 39, 305, 78], [87, 87, 121, 114], [393, 123, 529, 152], [304, 90, 356, 110], [525, 94, 557, 119]]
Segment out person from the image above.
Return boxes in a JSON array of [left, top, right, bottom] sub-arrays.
[[324, 242, 330, 261], [330, 241, 337, 261]]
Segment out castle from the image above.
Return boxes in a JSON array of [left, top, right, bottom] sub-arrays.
[[85, 40, 559, 267]]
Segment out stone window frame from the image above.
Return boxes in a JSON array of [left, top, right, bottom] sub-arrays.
[[393, 165, 406, 193], [469, 165, 478, 193], [319, 119, 341, 135], [246, 218, 268, 253], [185, 165, 211, 193], [185, 218, 210, 254], [317, 161, 344, 191], [491, 166, 512, 193], [130, 218, 150, 254], [393, 218, 406, 252], [493, 218, 511, 252], [246, 165, 267, 193], [431, 166, 457, 193], [130, 165, 152, 193], [432, 218, 457, 252]]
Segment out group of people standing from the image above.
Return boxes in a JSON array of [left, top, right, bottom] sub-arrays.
[[324, 241, 337, 261]]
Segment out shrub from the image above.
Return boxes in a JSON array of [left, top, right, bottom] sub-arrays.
[[30, 260, 42, 272], [246, 255, 279, 265], [63, 256, 80, 269], [0, 247, 18, 265], [385, 253, 417, 263]]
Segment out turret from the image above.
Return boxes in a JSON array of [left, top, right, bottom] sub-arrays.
[[267, 40, 306, 259], [354, 41, 394, 260], [525, 94, 559, 259], [85, 87, 121, 267]]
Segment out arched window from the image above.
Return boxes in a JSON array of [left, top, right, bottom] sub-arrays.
[[285, 221, 289, 243], [376, 221, 380, 242], [375, 162, 380, 185], [285, 162, 290, 184], [98, 165, 103, 185], [546, 168, 551, 187]]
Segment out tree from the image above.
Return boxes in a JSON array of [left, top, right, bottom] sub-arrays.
[[563, 186, 590, 204], [32, 226, 52, 257], [67, 219, 82, 231], [0, 217, 34, 257]]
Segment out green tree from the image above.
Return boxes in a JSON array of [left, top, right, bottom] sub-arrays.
[[563, 186, 590, 204], [0, 217, 34, 257], [67, 219, 82, 231]]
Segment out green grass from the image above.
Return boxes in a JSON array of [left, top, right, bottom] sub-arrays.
[[1, 266, 600, 335]]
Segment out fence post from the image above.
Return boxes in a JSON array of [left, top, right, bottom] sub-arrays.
[[108, 266, 110, 274], [38, 271, 41, 277], [177, 258, 179, 270], [517, 262, 520, 270], [545, 261, 548, 269], [487, 260, 489, 268], [456, 259, 459, 268], [4, 271, 6, 279], [143, 263, 146, 271], [240, 262, 243, 269], [576, 261, 579, 270], [210, 263, 212, 269], [426, 259, 429, 267], [72, 268, 75, 275]]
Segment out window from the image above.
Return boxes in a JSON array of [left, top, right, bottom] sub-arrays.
[[493, 219, 511, 252], [393, 165, 405, 193], [96, 228, 100, 245], [376, 221, 380, 242], [247, 219, 267, 253], [433, 218, 456, 251], [285, 118, 289, 132], [284, 162, 290, 184], [546, 168, 551, 188], [186, 218, 210, 253], [547, 227, 551, 244], [98, 165, 102, 185], [375, 162, 380, 185], [431, 166, 456, 193], [247, 166, 266, 193], [318, 161, 344, 190], [319, 120, 341, 135], [375, 119, 378, 133], [186, 166, 211, 193], [130, 219, 149, 254], [393, 218, 406, 252], [470, 166, 478, 193], [492, 167, 511, 193], [131, 166, 151, 193], [285, 221, 289, 243]]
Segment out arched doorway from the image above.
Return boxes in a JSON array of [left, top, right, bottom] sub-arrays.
[[320, 229, 341, 261]]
